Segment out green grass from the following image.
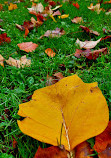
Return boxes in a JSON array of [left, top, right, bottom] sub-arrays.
[[0, 0, 111, 157]]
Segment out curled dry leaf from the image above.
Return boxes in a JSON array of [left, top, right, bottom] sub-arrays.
[[45, 48, 56, 57], [80, 25, 100, 36], [76, 38, 101, 49], [27, 2, 44, 13], [17, 42, 38, 52], [34, 146, 68, 158], [71, 17, 83, 24], [8, 3, 17, 10], [88, 3, 103, 14], [74, 48, 107, 60], [94, 121, 111, 153], [52, 10, 61, 16], [17, 75, 109, 151], [6, 55, 31, 68], [0, 33, 11, 45], [0, 54, 5, 67], [75, 141, 93, 158], [40, 28, 65, 38], [72, 3, 80, 9]]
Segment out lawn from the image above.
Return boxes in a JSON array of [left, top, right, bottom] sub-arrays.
[[0, 0, 111, 157]]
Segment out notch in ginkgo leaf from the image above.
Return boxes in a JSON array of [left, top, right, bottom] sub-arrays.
[[17, 75, 109, 153]]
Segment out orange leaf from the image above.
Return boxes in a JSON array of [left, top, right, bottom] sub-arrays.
[[0, 4, 3, 11], [17, 75, 109, 151], [94, 121, 111, 153], [75, 141, 93, 158], [98, 143, 111, 158], [34, 146, 68, 158], [0, 54, 5, 67], [72, 3, 80, 9], [45, 48, 56, 57], [25, 28, 29, 37], [8, 3, 17, 11], [17, 42, 38, 52]]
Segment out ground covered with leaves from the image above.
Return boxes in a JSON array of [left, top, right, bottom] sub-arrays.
[[0, 0, 111, 157]]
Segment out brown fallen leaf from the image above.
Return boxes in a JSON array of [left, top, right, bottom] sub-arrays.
[[76, 38, 101, 49], [40, 28, 65, 38], [8, 3, 17, 10], [6, 55, 31, 68], [71, 17, 83, 24], [45, 48, 56, 57], [46, 72, 64, 86], [75, 141, 93, 158], [0, 54, 5, 67], [80, 25, 100, 36], [94, 121, 111, 153], [88, 3, 103, 14], [49, 1, 56, 7], [74, 48, 107, 60], [34, 146, 68, 158], [17, 74, 109, 151], [98, 143, 111, 158], [17, 42, 38, 52]]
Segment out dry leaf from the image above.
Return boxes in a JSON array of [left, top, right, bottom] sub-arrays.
[[0, 54, 5, 67], [6, 55, 31, 68], [52, 10, 61, 16], [34, 146, 68, 158], [71, 17, 83, 24], [58, 14, 69, 19], [98, 143, 111, 158], [0, 4, 3, 11], [0, 33, 11, 45], [94, 121, 111, 153], [49, 1, 56, 7], [27, 3, 44, 13], [17, 42, 38, 52], [51, 5, 62, 11], [88, 3, 102, 14], [74, 48, 107, 60], [17, 74, 109, 151], [72, 3, 79, 9], [104, 0, 111, 4], [41, 28, 65, 38], [45, 48, 56, 57], [76, 38, 101, 49], [80, 25, 100, 36], [8, 3, 17, 10], [75, 141, 93, 158]]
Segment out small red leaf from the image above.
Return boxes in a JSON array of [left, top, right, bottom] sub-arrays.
[[0, 33, 11, 45], [72, 3, 80, 9]]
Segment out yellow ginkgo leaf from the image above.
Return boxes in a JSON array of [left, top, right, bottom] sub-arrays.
[[58, 14, 69, 19], [17, 75, 109, 151]]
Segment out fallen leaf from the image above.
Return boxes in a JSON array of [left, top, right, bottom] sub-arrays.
[[49, 1, 56, 7], [17, 42, 38, 52], [46, 72, 64, 86], [72, 3, 79, 9], [76, 38, 101, 49], [104, 0, 111, 4], [88, 3, 103, 14], [105, 9, 111, 15], [8, 3, 17, 10], [80, 25, 100, 36], [58, 14, 69, 19], [0, 33, 11, 45], [12, 137, 17, 148], [0, 4, 3, 11], [17, 74, 109, 151], [75, 141, 93, 158], [41, 27, 65, 38], [34, 146, 68, 158], [0, 54, 5, 67], [74, 48, 107, 60], [45, 48, 56, 57], [71, 17, 83, 24], [27, 2, 44, 13], [94, 121, 111, 153], [52, 10, 61, 16], [6, 55, 31, 68], [51, 5, 62, 11], [98, 143, 111, 158]]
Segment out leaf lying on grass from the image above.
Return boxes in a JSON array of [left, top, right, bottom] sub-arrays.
[[17, 42, 38, 52], [88, 3, 103, 14], [76, 38, 101, 49], [0, 54, 5, 67], [40, 27, 65, 38], [71, 17, 83, 24], [72, 3, 80, 9], [6, 55, 31, 68], [27, 2, 44, 13], [17, 75, 109, 151], [80, 25, 100, 36], [74, 48, 107, 60], [45, 48, 56, 57], [8, 3, 17, 11], [0, 33, 11, 45]]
